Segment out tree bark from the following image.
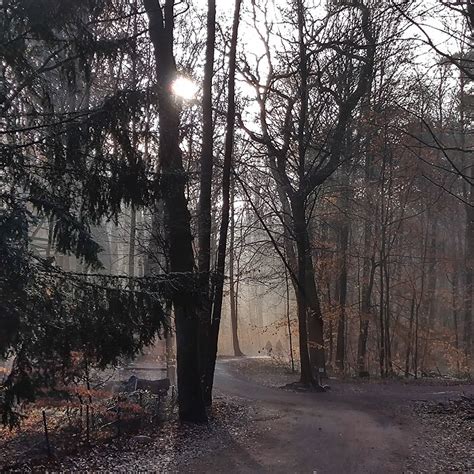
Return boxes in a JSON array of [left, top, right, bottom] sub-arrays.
[[451, 268, 460, 376], [292, 197, 320, 385], [464, 191, 473, 372], [378, 245, 385, 377], [405, 291, 416, 377], [197, 0, 216, 393], [205, 0, 242, 405], [245, 0, 374, 382], [229, 177, 243, 356], [145, 0, 206, 422], [460, 39, 473, 374], [420, 218, 437, 374], [357, 112, 375, 376], [304, 251, 326, 379], [358, 253, 376, 376], [285, 265, 296, 373], [335, 158, 351, 373]]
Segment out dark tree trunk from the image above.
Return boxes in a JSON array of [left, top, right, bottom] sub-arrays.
[[357, 129, 375, 376], [335, 245, 348, 373], [421, 218, 437, 374], [285, 265, 296, 373], [205, 0, 242, 404], [328, 284, 334, 369], [383, 258, 393, 375], [295, 0, 326, 381], [451, 270, 460, 375], [197, 0, 216, 400], [358, 254, 375, 376], [281, 192, 325, 379], [145, 0, 206, 423], [335, 159, 350, 374], [246, 0, 374, 385], [464, 200, 474, 371], [292, 197, 318, 385], [461, 42, 473, 374], [305, 254, 326, 379], [405, 292, 416, 377], [379, 246, 385, 377]]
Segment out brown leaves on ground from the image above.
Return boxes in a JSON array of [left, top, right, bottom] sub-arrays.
[[0, 390, 166, 471], [412, 395, 473, 473], [0, 393, 256, 472]]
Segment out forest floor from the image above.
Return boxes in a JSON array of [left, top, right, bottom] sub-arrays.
[[1, 357, 472, 472]]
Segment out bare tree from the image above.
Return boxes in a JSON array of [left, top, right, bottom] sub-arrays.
[[205, 0, 244, 403], [240, 0, 375, 385]]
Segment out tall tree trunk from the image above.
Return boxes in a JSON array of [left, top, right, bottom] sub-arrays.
[[296, 0, 326, 381], [357, 146, 375, 376], [145, 0, 206, 422], [464, 195, 473, 372], [335, 161, 350, 373], [452, 269, 461, 376], [128, 11, 138, 280], [379, 247, 385, 377], [197, 0, 216, 392], [229, 177, 243, 356], [383, 257, 393, 375], [285, 265, 296, 373], [305, 253, 327, 379], [328, 282, 334, 369], [358, 254, 375, 376], [292, 197, 319, 385], [405, 291, 416, 377], [419, 217, 437, 374], [205, 0, 243, 404], [164, 301, 176, 386], [459, 44, 473, 374]]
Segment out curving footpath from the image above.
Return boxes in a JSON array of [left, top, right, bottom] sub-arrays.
[[185, 358, 473, 473]]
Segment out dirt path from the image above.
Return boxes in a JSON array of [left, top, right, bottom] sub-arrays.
[[185, 358, 473, 473], [10, 357, 470, 472]]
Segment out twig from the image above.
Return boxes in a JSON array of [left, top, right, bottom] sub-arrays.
[[42, 410, 52, 458]]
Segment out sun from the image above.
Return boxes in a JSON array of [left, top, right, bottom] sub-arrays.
[[171, 76, 198, 101]]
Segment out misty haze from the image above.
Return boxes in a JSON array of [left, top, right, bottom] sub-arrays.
[[1, 0, 473, 472]]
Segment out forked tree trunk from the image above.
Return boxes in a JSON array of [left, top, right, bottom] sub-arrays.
[[291, 197, 323, 385], [248, 0, 374, 384], [145, 0, 206, 422]]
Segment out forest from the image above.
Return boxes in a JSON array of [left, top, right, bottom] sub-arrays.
[[1, 0, 473, 471]]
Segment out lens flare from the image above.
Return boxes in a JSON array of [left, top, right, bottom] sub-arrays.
[[171, 76, 198, 100]]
